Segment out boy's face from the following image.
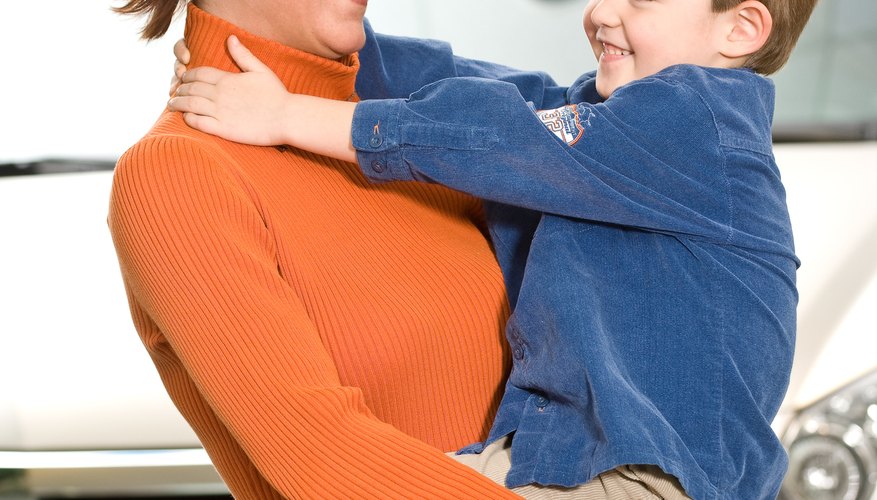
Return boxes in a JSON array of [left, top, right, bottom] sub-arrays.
[[583, 0, 730, 98]]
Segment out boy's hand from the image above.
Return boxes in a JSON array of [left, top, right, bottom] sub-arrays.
[[168, 35, 292, 146], [169, 38, 191, 96]]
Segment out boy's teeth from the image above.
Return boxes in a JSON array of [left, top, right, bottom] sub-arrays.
[[602, 44, 630, 56]]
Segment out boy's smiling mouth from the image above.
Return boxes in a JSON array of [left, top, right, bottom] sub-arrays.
[[597, 40, 633, 60], [599, 41, 632, 59]]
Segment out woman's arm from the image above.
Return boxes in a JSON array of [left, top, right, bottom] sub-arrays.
[[108, 137, 519, 498]]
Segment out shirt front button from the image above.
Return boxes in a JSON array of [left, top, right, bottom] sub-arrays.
[[535, 396, 549, 408], [371, 161, 386, 173], [513, 347, 524, 360], [369, 135, 383, 148]]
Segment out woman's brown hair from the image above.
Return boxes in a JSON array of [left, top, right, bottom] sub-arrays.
[[113, 0, 187, 40]]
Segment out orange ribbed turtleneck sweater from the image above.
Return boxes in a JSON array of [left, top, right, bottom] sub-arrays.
[[108, 4, 515, 498]]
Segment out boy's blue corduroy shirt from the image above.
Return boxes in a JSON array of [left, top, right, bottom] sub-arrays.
[[353, 21, 799, 500]]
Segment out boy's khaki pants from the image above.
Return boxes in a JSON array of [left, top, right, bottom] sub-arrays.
[[448, 436, 691, 499]]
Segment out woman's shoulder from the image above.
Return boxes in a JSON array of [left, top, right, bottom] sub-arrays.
[[120, 112, 226, 165], [112, 111, 255, 210], [116, 112, 241, 183]]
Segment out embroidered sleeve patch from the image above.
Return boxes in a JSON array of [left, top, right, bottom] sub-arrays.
[[535, 104, 586, 146]]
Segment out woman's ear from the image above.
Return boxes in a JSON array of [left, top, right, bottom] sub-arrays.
[[720, 0, 773, 59]]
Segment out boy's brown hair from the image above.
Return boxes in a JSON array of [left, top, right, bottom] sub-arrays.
[[114, 0, 186, 40], [713, 0, 818, 75]]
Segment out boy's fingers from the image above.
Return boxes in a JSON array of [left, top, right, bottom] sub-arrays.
[[173, 38, 191, 65], [181, 66, 225, 85], [227, 35, 271, 73], [169, 61, 187, 96], [168, 95, 216, 118], [175, 60, 187, 80], [174, 82, 216, 100], [182, 113, 222, 137]]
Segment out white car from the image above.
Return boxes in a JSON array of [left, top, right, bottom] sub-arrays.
[[772, 142, 877, 500], [1, 0, 874, 498]]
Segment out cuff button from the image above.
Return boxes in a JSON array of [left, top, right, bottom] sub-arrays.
[[371, 161, 386, 173]]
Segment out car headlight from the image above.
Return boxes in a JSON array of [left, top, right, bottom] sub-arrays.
[[781, 369, 877, 500]]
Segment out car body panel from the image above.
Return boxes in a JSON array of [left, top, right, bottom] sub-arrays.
[[0, 171, 199, 452]]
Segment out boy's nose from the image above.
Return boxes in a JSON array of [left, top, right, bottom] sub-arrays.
[[587, 0, 621, 29]]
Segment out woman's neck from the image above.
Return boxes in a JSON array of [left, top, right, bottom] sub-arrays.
[[184, 3, 359, 101]]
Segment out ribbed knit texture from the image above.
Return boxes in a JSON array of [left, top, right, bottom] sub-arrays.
[[108, 4, 515, 498]]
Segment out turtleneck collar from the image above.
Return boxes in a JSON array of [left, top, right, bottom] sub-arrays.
[[184, 2, 360, 101]]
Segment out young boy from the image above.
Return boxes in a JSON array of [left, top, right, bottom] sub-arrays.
[[169, 0, 817, 497]]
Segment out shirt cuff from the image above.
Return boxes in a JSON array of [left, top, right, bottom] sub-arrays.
[[351, 99, 411, 183]]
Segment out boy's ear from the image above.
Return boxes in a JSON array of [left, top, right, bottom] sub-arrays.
[[719, 0, 773, 59]]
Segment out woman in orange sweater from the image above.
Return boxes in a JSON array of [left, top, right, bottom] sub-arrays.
[[109, 1, 516, 498]]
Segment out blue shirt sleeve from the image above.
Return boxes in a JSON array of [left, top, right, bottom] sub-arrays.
[[356, 18, 568, 109], [352, 72, 736, 243]]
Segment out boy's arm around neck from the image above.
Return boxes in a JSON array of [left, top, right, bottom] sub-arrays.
[[349, 68, 772, 247], [357, 18, 567, 107], [281, 94, 357, 163]]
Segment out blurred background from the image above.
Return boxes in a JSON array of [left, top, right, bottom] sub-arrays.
[[1, 0, 875, 498]]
